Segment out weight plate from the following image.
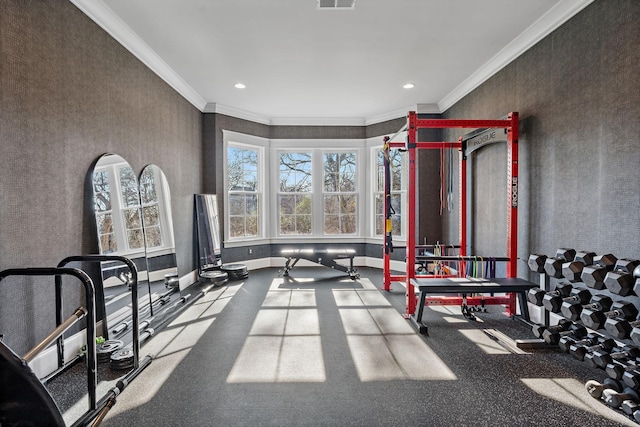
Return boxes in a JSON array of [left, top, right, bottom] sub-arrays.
[[97, 339, 124, 362], [110, 346, 135, 370], [221, 264, 247, 273]]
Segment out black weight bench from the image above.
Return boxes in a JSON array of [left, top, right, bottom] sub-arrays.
[[410, 277, 537, 335], [280, 248, 359, 279]]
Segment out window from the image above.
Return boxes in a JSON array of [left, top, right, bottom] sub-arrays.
[[278, 152, 312, 235], [227, 146, 261, 238], [323, 152, 357, 234], [374, 147, 405, 237]]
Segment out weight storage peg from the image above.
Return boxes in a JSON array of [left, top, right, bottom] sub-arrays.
[[592, 345, 640, 369], [581, 254, 618, 290], [527, 282, 572, 306], [559, 332, 601, 353], [544, 248, 577, 278], [562, 251, 596, 282], [604, 259, 640, 296], [580, 301, 639, 330], [542, 287, 591, 313], [560, 294, 612, 322], [585, 378, 622, 399]]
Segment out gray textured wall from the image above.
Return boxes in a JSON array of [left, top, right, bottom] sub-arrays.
[[441, 0, 640, 279], [0, 1, 202, 353]]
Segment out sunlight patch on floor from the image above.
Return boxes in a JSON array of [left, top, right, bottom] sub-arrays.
[[521, 378, 636, 426], [458, 329, 511, 355]]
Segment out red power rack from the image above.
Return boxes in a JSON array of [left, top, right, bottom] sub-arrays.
[[382, 111, 519, 317]]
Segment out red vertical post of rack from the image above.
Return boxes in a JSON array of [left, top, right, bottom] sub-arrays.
[[506, 112, 519, 315], [405, 112, 418, 316], [382, 139, 392, 290], [459, 137, 467, 277]]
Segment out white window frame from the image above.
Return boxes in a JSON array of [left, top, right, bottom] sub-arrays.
[[368, 137, 407, 243], [322, 150, 359, 236], [223, 131, 268, 245]]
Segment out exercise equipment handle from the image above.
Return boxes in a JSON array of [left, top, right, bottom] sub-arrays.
[[0, 267, 97, 409], [23, 306, 86, 363]]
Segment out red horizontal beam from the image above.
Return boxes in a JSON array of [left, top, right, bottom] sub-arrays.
[[388, 142, 462, 149], [414, 119, 513, 129]]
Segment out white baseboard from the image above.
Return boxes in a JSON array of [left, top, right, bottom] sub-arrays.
[[29, 330, 86, 380]]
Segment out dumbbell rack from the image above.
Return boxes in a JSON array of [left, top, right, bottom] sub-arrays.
[[528, 249, 640, 423]]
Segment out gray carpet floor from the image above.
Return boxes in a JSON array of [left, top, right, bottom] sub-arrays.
[[49, 267, 636, 426]]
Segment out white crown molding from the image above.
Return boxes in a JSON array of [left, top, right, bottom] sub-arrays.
[[438, 0, 595, 112], [270, 116, 366, 126], [72, 0, 593, 125], [70, 0, 207, 111], [205, 103, 271, 125]]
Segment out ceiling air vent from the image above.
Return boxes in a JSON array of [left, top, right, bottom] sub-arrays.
[[317, 0, 355, 10]]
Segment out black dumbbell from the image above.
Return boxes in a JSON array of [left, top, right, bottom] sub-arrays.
[[542, 287, 591, 313], [562, 251, 596, 282], [527, 282, 572, 306], [581, 254, 617, 290], [629, 326, 640, 347], [585, 378, 622, 399], [604, 315, 640, 340], [542, 323, 587, 345], [544, 248, 577, 278], [623, 368, 640, 389], [606, 358, 640, 380], [581, 301, 639, 330], [558, 332, 600, 353], [561, 294, 612, 321], [532, 319, 571, 339], [527, 254, 547, 273], [592, 346, 640, 369], [605, 259, 640, 296], [621, 399, 640, 416], [570, 336, 615, 361], [602, 387, 640, 408]]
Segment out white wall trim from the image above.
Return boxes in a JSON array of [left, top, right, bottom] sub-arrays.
[[437, 0, 595, 112], [205, 103, 271, 125]]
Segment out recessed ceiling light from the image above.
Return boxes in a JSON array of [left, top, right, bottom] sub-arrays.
[[234, 83, 246, 89], [403, 83, 415, 89]]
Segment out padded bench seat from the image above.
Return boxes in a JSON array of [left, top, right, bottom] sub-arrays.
[[410, 277, 537, 334], [280, 248, 359, 279]]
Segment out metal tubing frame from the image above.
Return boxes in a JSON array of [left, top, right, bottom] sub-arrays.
[[382, 111, 519, 316], [56, 255, 140, 372], [0, 267, 98, 410]]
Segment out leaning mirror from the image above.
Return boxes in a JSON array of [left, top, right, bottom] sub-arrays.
[[91, 154, 151, 337], [139, 165, 179, 312]]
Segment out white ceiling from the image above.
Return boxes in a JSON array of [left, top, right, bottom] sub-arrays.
[[71, 0, 593, 125]]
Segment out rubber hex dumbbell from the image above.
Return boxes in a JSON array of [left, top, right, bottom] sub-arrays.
[[570, 336, 615, 361], [581, 301, 639, 330], [542, 323, 587, 345], [592, 346, 640, 369], [561, 294, 612, 322], [604, 259, 640, 296], [531, 319, 571, 339], [606, 358, 640, 381], [604, 315, 640, 340], [544, 248, 577, 278], [527, 282, 572, 306], [562, 251, 596, 282], [602, 387, 640, 408], [559, 332, 601, 353], [527, 254, 547, 273], [542, 287, 591, 313], [623, 369, 640, 390], [585, 377, 622, 399], [581, 254, 617, 290]]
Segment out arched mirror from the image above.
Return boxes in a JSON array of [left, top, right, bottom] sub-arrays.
[[91, 154, 152, 337], [139, 165, 179, 312]]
